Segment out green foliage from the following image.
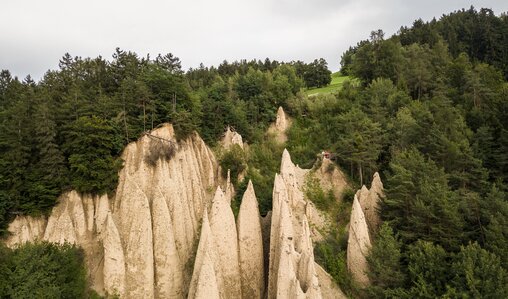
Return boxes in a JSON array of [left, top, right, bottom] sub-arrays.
[[301, 58, 332, 88], [406, 241, 452, 298], [314, 243, 354, 296], [482, 185, 508, 269], [0, 51, 191, 234], [333, 108, 384, 185], [403, 241, 508, 298], [64, 116, 123, 194], [245, 137, 284, 215], [365, 223, 406, 297], [0, 242, 87, 299], [304, 177, 335, 211], [219, 145, 246, 186], [231, 178, 249, 218], [451, 243, 508, 298], [172, 110, 198, 141], [305, 72, 351, 96], [383, 149, 464, 250], [0, 9, 507, 296], [0, 244, 11, 297]]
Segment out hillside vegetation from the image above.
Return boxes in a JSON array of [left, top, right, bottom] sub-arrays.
[[305, 72, 351, 96], [0, 6, 507, 299], [0, 54, 330, 234]]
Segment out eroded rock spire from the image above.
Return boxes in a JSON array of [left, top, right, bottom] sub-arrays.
[[237, 180, 265, 299]]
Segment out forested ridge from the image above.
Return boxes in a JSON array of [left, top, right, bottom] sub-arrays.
[[0, 50, 331, 235], [0, 5, 507, 298]]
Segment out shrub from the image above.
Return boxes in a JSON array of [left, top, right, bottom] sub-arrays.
[[304, 177, 335, 211], [145, 138, 176, 166], [7, 242, 87, 299], [219, 145, 246, 186]]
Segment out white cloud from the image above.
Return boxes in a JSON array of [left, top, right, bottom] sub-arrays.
[[0, 0, 507, 80]]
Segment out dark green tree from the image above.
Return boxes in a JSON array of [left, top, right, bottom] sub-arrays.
[[63, 116, 123, 194], [8, 242, 87, 299], [365, 223, 406, 297], [383, 149, 464, 250], [406, 241, 452, 298], [333, 108, 383, 185], [451, 243, 508, 298]]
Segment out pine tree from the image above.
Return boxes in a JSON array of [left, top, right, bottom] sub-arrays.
[[24, 100, 68, 212], [333, 108, 383, 185], [383, 149, 464, 250], [63, 116, 123, 194], [451, 243, 508, 297], [406, 241, 451, 298], [365, 223, 406, 297]]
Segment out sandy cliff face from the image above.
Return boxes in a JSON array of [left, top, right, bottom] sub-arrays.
[[6, 123, 350, 299], [267, 149, 347, 299], [357, 172, 383, 237], [6, 124, 221, 298], [347, 172, 385, 287], [347, 195, 372, 287]]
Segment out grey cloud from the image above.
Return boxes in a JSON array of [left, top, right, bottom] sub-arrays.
[[1, 0, 507, 80]]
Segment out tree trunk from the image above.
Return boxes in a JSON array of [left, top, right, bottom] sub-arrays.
[[358, 162, 363, 186], [122, 95, 129, 142], [143, 100, 146, 132]]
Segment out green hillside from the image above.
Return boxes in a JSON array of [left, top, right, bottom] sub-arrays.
[[305, 72, 351, 96]]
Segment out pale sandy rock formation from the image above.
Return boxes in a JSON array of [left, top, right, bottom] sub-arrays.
[[275, 106, 289, 132], [116, 174, 154, 298], [268, 107, 292, 143], [111, 124, 219, 298], [103, 213, 126, 297], [224, 169, 235, 203], [347, 195, 372, 287], [221, 126, 244, 150], [187, 210, 221, 299], [5, 124, 221, 298], [193, 252, 220, 299], [356, 172, 384, 237], [5, 216, 46, 248], [315, 158, 349, 200], [7, 191, 112, 293], [151, 191, 183, 298], [5, 125, 349, 299], [237, 180, 265, 299], [209, 187, 242, 298], [268, 149, 328, 299], [315, 263, 348, 299]]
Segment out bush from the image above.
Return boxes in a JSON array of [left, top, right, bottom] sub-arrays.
[[245, 137, 285, 215], [304, 177, 335, 211], [314, 240, 354, 297], [342, 187, 355, 203], [219, 145, 246, 186], [5, 242, 87, 299], [145, 138, 176, 166]]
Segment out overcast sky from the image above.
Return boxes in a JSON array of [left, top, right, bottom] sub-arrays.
[[1, 0, 507, 80]]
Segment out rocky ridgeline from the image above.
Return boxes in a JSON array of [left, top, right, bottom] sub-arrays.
[[6, 124, 222, 298], [221, 126, 244, 150], [5, 116, 378, 298], [269, 150, 322, 298], [347, 173, 384, 287]]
